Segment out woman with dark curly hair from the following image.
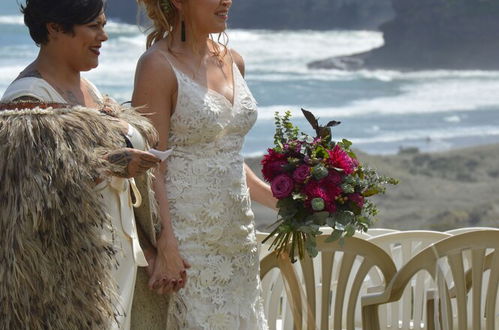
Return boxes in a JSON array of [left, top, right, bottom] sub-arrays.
[[0, 1, 165, 329]]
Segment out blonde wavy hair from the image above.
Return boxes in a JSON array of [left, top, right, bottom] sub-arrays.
[[137, 0, 228, 58]]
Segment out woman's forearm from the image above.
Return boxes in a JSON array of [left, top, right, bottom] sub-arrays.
[[244, 163, 278, 210], [152, 167, 179, 251]]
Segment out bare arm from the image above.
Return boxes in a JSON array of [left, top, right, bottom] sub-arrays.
[[244, 163, 277, 210], [132, 49, 189, 294]]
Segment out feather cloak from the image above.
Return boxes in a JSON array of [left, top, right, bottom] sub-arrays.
[[0, 104, 124, 329]]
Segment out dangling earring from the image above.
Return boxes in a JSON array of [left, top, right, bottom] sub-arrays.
[[181, 20, 186, 42]]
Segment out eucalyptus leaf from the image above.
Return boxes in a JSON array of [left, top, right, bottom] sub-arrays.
[[334, 210, 355, 225], [341, 183, 355, 194], [309, 211, 329, 225], [305, 237, 319, 258], [325, 229, 343, 243], [345, 224, 356, 237], [363, 188, 381, 197], [297, 226, 314, 234], [341, 139, 352, 148], [334, 223, 345, 231]]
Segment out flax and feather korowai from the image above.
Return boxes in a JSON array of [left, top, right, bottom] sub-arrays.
[[0, 101, 185, 329], [0, 102, 125, 329]]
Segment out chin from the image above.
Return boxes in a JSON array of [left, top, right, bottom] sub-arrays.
[[211, 22, 228, 34], [213, 26, 227, 34], [80, 62, 99, 72]]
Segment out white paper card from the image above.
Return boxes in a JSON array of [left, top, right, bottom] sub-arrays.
[[148, 148, 173, 161]]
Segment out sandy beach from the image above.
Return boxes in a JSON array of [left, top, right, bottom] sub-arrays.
[[247, 143, 499, 232]]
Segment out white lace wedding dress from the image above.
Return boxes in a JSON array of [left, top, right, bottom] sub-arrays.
[[165, 60, 268, 330]]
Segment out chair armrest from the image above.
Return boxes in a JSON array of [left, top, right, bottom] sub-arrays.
[[366, 285, 385, 294], [361, 291, 393, 330]]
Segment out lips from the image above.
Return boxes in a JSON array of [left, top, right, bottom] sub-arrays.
[[215, 11, 229, 20], [89, 46, 101, 56]]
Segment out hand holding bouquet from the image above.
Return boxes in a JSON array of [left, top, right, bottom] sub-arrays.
[[262, 109, 397, 261]]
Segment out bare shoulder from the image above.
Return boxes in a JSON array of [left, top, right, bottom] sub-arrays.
[[132, 41, 178, 117], [135, 42, 176, 87], [229, 48, 245, 77]]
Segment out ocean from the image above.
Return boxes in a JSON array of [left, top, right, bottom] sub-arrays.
[[2, 4, 499, 156]]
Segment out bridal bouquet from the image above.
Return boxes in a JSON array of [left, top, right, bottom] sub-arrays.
[[262, 109, 397, 261]]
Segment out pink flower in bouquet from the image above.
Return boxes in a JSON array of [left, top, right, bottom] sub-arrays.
[[326, 185, 342, 199], [304, 180, 327, 198], [328, 145, 356, 175], [262, 149, 288, 181], [261, 149, 287, 167], [314, 172, 342, 196], [271, 174, 294, 199], [348, 193, 365, 208], [262, 160, 287, 182], [304, 179, 342, 213], [352, 157, 359, 168], [292, 165, 310, 183], [294, 141, 303, 153], [323, 170, 343, 186], [304, 181, 331, 203]]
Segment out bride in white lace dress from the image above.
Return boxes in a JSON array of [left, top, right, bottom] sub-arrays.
[[132, 0, 277, 329]]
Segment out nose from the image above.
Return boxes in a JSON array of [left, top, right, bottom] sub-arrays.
[[221, 0, 232, 8], [100, 29, 109, 42]]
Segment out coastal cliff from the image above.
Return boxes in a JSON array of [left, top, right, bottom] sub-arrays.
[[105, 0, 394, 30], [309, 0, 499, 70]]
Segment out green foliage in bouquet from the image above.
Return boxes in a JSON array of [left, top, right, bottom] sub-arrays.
[[261, 109, 398, 261]]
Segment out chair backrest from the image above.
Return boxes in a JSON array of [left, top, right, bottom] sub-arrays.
[[260, 250, 304, 330], [362, 230, 499, 330], [368, 230, 452, 329], [260, 235, 397, 330], [262, 235, 396, 330], [446, 227, 499, 236], [258, 229, 373, 330], [367, 228, 399, 237], [318, 227, 371, 240]]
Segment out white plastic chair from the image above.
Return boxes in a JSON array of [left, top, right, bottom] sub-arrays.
[[362, 230, 499, 330], [367, 230, 451, 329]]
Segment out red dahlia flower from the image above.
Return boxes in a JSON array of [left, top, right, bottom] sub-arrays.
[[328, 145, 356, 175]]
